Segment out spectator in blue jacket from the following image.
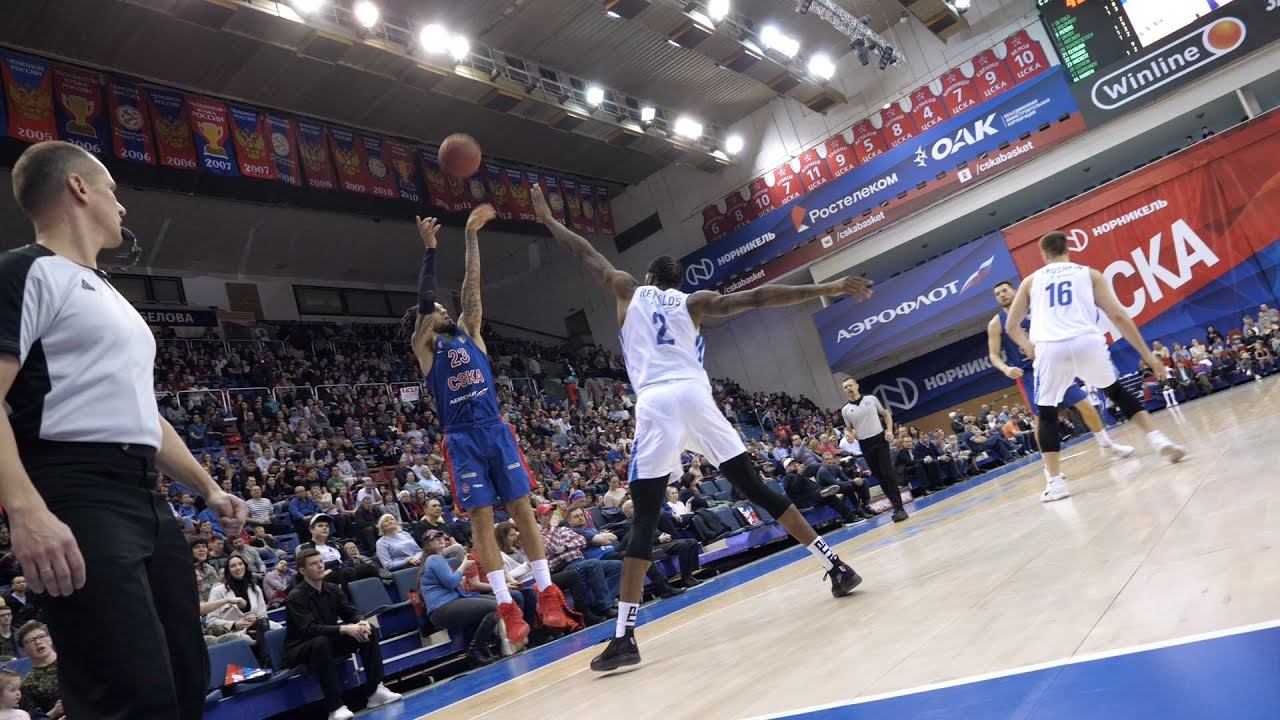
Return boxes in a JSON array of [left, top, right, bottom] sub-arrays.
[[419, 530, 515, 667], [289, 485, 322, 536]]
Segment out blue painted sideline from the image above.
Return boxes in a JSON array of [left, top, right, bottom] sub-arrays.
[[751, 622, 1280, 720], [365, 439, 1084, 719]]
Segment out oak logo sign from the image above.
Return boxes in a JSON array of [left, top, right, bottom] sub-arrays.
[[1090, 18, 1246, 111]]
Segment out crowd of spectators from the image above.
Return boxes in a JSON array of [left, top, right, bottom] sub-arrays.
[[1138, 307, 1280, 403]]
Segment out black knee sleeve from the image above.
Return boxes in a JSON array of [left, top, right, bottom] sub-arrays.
[[719, 453, 792, 518], [1102, 381, 1143, 418], [1037, 405, 1061, 453], [623, 477, 666, 561]]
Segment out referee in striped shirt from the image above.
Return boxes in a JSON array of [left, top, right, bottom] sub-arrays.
[[0, 141, 247, 719]]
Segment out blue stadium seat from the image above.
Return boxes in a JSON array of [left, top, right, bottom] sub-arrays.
[[392, 566, 421, 603], [587, 505, 607, 530], [2, 657, 32, 676], [207, 638, 290, 697], [713, 477, 732, 495], [346, 577, 406, 618]]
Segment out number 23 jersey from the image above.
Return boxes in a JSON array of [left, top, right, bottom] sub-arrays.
[[620, 286, 708, 393]]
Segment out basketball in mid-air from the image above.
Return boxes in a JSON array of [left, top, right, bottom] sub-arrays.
[[438, 133, 482, 178]]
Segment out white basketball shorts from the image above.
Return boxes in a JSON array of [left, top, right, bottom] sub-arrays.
[[629, 379, 747, 482], [1032, 333, 1117, 406]]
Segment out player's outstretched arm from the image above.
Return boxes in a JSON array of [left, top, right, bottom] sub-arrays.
[[531, 185, 636, 300], [987, 315, 1022, 379], [1091, 268, 1165, 379], [458, 204, 497, 354], [1003, 278, 1035, 360], [687, 275, 872, 325], [410, 215, 441, 376]]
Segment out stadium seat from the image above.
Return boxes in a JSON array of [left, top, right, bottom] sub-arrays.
[[346, 577, 407, 617], [2, 656, 32, 676], [207, 638, 290, 697], [587, 505, 608, 530], [392, 566, 421, 603]]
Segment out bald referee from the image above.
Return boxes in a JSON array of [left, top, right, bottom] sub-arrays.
[[0, 141, 247, 719], [839, 378, 909, 523]]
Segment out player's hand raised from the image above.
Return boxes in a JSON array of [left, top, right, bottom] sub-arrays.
[[416, 216, 440, 249], [530, 185, 553, 225], [833, 275, 873, 301], [466, 204, 497, 232]]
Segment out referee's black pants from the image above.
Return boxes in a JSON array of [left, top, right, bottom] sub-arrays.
[[857, 434, 906, 513], [23, 442, 207, 720]]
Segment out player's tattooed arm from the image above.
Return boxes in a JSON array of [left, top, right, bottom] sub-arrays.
[[530, 185, 636, 300], [688, 274, 872, 324], [1003, 277, 1036, 360], [458, 204, 496, 354]]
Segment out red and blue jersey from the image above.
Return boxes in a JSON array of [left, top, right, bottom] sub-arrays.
[[425, 331, 500, 430]]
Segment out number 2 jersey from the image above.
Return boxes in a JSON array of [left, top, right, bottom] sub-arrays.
[[620, 286, 708, 393], [1029, 261, 1102, 344], [424, 330, 501, 430]]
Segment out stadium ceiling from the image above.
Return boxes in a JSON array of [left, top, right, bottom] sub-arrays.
[[0, 0, 925, 187]]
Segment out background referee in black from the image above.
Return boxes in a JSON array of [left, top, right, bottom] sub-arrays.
[[0, 141, 247, 719], [839, 378, 910, 523]]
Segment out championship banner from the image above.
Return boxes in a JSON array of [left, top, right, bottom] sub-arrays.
[[506, 168, 536, 222], [539, 174, 567, 224], [356, 134, 399, 199], [484, 163, 514, 220], [680, 68, 1083, 293], [421, 152, 453, 211], [1067, 0, 1280, 127], [227, 105, 275, 180], [327, 126, 374, 194], [578, 182, 598, 235], [457, 168, 488, 211], [597, 186, 616, 239], [187, 96, 238, 176], [266, 116, 301, 186], [1003, 108, 1280, 370], [1, 52, 56, 144], [296, 120, 336, 190], [52, 65, 107, 156], [562, 178, 584, 231], [145, 87, 199, 171], [855, 333, 1012, 423], [815, 232, 1020, 373], [386, 140, 421, 204], [107, 79, 155, 165]]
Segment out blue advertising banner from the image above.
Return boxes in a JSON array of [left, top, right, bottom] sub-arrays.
[[680, 69, 1079, 292], [856, 332, 1012, 423], [817, 232, 1020, 373]]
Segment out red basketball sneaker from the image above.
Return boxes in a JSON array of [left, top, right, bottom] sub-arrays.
[[496, 601, 530, 646], [536, 584, 580, 631]]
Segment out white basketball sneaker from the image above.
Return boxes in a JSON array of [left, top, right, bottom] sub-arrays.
[[328, 706, 355, 720], [367, 683, 403, 708], [1104, 442, 1135, 458], [1040, 476, 1070, 503], [1148, 431, 1186, 463]]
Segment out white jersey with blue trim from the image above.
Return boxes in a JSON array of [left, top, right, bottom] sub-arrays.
[[620, 285, 707, 392], [1029, 261, 1103, 343]]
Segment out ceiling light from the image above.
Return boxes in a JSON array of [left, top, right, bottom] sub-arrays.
[[760, 25, 799, 58], [419, 23, 449, 53], [353, 1, 379, 28], [807, 52, 836, 80], [725, 134, 744, 155], [605, 10, 621, 18], [586, 85, 605, 106], [640, 105, 657, 123], [952, 0, 972, 13], [673, 116, 703, 139], [687, 9, 714, 27], [291, 0, 325, 13], [877, 45, 895, 70], [852, 38, 871, 66], [448, 34, 470, 61], [708, 0, 730, 22]]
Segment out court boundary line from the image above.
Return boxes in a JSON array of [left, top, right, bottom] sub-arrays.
[[738, 617, 1280, 719]]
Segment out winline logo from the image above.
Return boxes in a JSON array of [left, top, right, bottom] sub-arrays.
[[1091, 18, 1246, 111]]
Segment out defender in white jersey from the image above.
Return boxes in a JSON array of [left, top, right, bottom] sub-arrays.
[[1006, 232, 1185, 502], [532, 186, 874, 673]]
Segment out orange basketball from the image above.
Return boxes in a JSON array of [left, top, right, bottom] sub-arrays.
[[438, 133, 482, 178], [1206, 20, 1242, 52]]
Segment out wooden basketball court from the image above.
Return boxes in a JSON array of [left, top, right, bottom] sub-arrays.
[[368, 378, 1280, 720]]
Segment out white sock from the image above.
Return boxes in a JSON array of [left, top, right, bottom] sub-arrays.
[[530, 559, 553, 592], [807, 537, 837, 571], [1146, 430, 1168, 448], [1094, 428, 1112, 448], [615, 601, 640, 638], [487, 571, 513, 605]]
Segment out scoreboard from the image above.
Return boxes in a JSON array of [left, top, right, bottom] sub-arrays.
[[1039, 0, 1238, 83]]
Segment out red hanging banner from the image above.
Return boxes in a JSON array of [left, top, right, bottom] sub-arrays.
[[107, 78, 156, 165], [1, 52, 57, 144]]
